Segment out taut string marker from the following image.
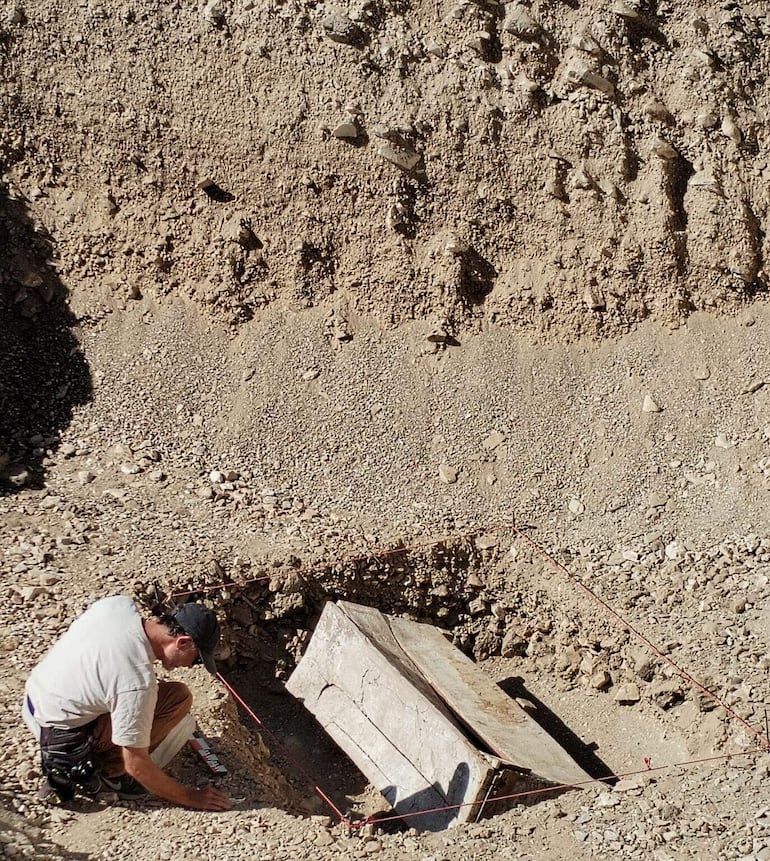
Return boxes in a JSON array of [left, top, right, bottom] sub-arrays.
[[178, 520, 769, 825]]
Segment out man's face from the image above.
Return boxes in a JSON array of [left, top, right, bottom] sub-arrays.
[[161, 634, 199, 670]]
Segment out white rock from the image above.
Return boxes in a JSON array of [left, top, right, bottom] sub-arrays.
[[5, 464, 30, 487], [19, 585, 47, 602], [120, 462, 141, 475], [7, 3, 24, 24], [614, 683, 641, 704], [482, 431, 505, 450], [614, 774, 647, 792], [566, 61, 615, 96], [203, 0, 225, 24], [584, 286, 605, 310], [613, 1, 640, 20], [695, 109, 718, 130], [721, 117, 742, 144], [332, 121, 358, 139], [314, 831, 334, 847], [376, 141, 421, 172], [642, 395, 662, 413], [209, 470, 226, 484], [572, 165, 594, 190], [444, 236, 467, 256], [571, 29, 602, 56], [322, 12, 363, 45], [107, 442, 132, 460], [466, 31, 491, 54], [644, 101, 673, 123], [423, 36, 446, 57], [502, 5, 540, 39], [691, 48, 714, 67], [438, 464, 458, 484], [715, 433, 733, 449], [598, 791, 621, 807], [568, 498, 585, 515]]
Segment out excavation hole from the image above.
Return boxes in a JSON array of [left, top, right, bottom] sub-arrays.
[[190, 536, 691, 828]]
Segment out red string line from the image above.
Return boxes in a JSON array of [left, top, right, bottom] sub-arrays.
[[509, 524, 770, 751], [196, 520, 770, 825], [216, 672, 348, 823], [347, 747, 763, 828], [218, 664, 763, 828], [185, 519, 769, 749]]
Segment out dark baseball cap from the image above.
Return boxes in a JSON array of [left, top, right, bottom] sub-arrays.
[[172, 603, 220, 674]]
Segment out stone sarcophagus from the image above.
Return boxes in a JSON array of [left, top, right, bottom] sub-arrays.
[[286, 600, 590, 830]]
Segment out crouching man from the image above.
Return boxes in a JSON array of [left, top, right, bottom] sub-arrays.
[[22, 594, 230, 811]]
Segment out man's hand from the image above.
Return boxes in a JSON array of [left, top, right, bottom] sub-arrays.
[[123, 746, 231, 811], [185, 783, 231, 811]]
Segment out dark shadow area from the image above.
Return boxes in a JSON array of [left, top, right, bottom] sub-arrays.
[[226, 672, 369, 818], [459, 249, 497, 305], [299, 239, 336, 276], [200, 181, 236, 203], [0, 803, 93, 859], [322, 18, 370, 49], [391, 178, 418, 240], [740, 202, 769, 297], [0, 182, 93, 491], [376, 761, 470, 832], [667, 157, 695, 232], [497, 677, 616, 785], [622, 14, 670, 51]]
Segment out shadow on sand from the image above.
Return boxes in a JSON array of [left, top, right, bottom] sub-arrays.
[[0, 182, 92, 490]]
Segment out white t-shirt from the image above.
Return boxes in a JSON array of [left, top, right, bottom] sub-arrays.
[[24, 596, 158, 748]]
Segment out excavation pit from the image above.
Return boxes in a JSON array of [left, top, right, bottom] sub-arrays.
[[199, 534, 688, 830], [285, 599, 592, 830]]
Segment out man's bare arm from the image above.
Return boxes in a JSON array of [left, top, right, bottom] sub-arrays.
[[122, 746, 230, 811]]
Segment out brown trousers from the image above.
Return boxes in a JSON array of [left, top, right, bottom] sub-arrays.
[[92, 680, 192, 777]]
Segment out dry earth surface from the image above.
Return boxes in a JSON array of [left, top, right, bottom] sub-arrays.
[[2, 0, 770, 859]]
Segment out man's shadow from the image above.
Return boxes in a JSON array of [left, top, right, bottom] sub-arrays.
[[0, 182, 92, 489], [374, 761, 471, 832], [0, 802, 92, 859]]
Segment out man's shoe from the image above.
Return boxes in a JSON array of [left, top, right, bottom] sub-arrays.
[[95, 774, 149, 800], [37, 777, 64, 804]]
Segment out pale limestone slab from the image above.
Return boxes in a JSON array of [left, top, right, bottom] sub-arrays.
[[389, 616, 592, 787]]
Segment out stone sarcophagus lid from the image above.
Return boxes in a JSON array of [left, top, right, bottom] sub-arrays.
[[286, 601, 590, 830]]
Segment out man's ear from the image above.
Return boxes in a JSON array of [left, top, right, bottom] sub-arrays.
[[177, 634, 196, 650]]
